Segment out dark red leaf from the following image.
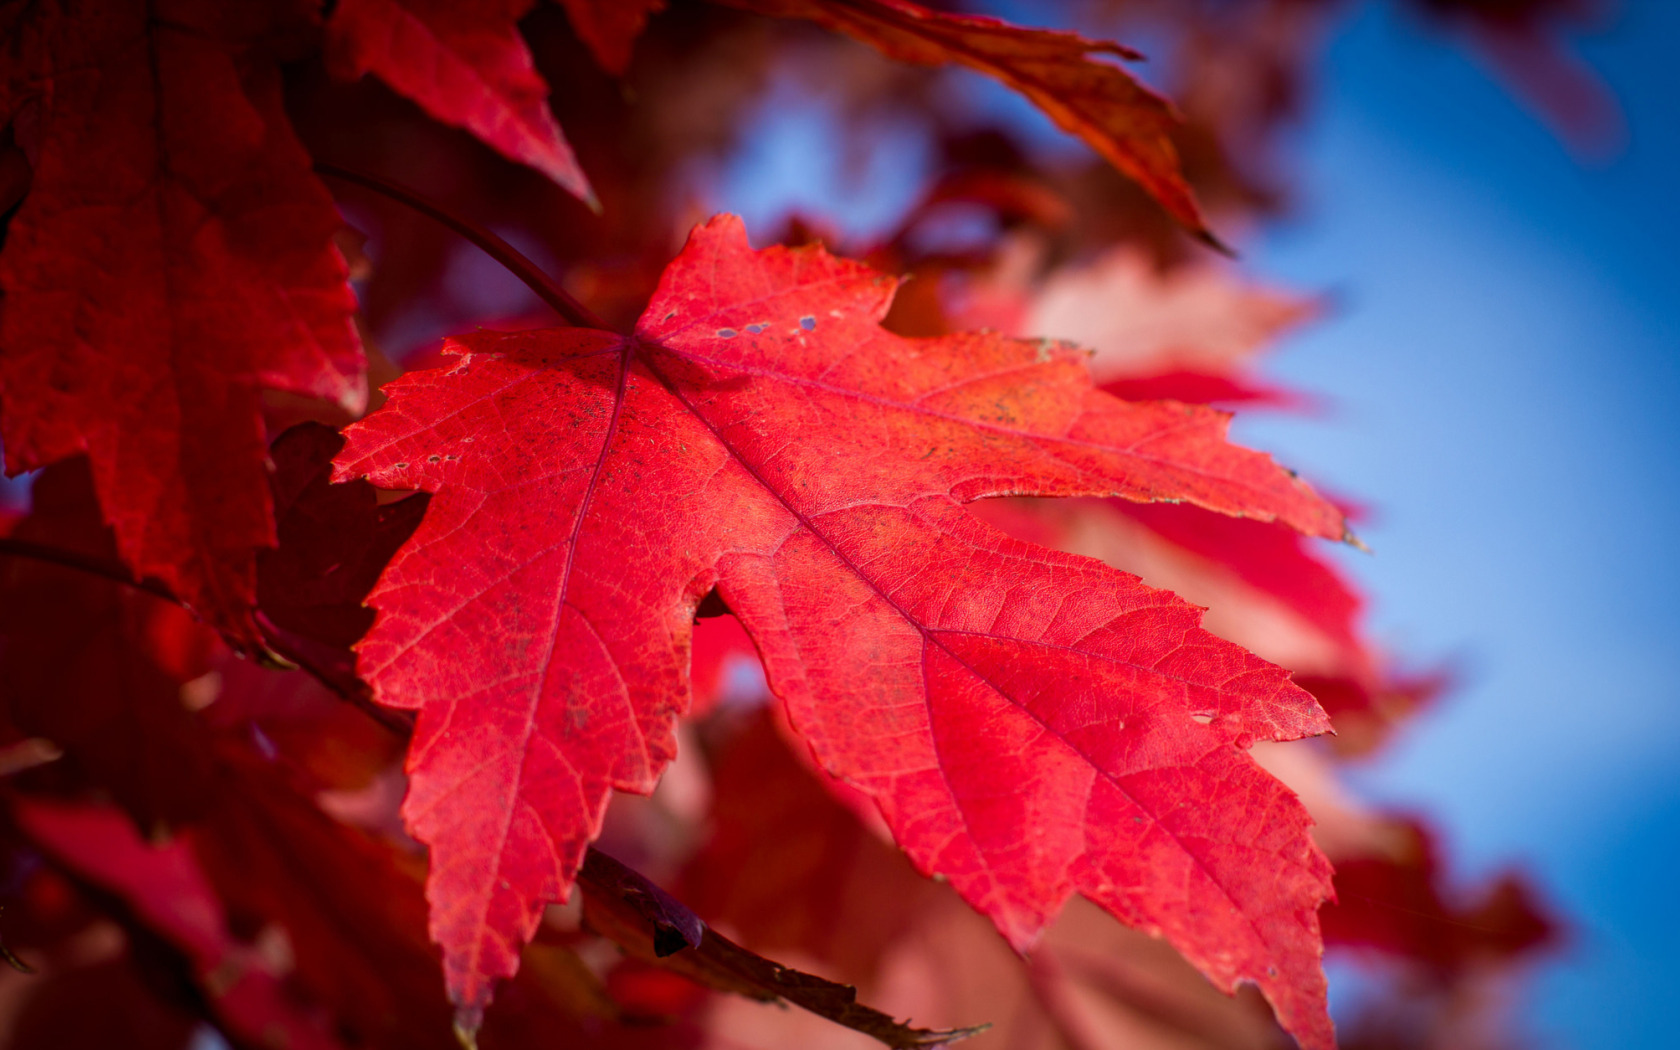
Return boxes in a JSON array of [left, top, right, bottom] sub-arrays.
[[0, 461, 221, 834], [259, 421, 430, 666], [0, 0, 365, 647]]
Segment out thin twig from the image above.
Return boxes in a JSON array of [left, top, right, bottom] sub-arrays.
[[0, 538, 178, 605], [0, 539, 412, 737], [314, 161, 617, 333]]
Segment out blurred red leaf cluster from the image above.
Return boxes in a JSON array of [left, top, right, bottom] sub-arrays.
[[0, 1, 1593, 1048]]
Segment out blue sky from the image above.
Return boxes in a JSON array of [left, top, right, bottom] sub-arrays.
[[1239, 4, 1680, 1045], [710, 2, 1680, 1045]]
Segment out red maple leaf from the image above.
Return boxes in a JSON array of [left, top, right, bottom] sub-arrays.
[[325, 0, 597, 206], [337, 215, 1345, 1045], [724, 0, 1215, 242], [0, 0, 365, 647]]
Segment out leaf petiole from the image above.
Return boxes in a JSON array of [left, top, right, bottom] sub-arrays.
[[313, 162, 616, 333]]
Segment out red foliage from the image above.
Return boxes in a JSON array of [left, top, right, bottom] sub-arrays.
[[334, 214, 1343, 1040], [0, 2, 1584, 1048], [0, 0, 364, 647], [325, 0, 597, 203]]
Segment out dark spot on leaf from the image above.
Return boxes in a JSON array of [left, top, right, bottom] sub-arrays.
[[427, 455, 441, 463], [800, 315, 816, 331]]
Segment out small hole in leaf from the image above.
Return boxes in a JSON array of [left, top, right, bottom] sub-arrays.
[[745, 323, 765, 334], [800, 315, 816, 331], [694, 588, 731, 620], [717, 328, 737, 339], [1190, 713, 1214, 725]]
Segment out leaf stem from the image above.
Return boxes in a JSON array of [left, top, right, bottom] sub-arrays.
[[314, 162, 616, 333]]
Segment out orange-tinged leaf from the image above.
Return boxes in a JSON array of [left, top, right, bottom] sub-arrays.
[[337, 215, 1342, 1046]]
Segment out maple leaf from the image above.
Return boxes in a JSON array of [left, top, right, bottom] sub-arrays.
[[0, 0, 365, 648], [723, 0, 1214, 242], [325, 0, 597, 205], [337, 214, 1344, 1045], [0, 445, 953, 1048]]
